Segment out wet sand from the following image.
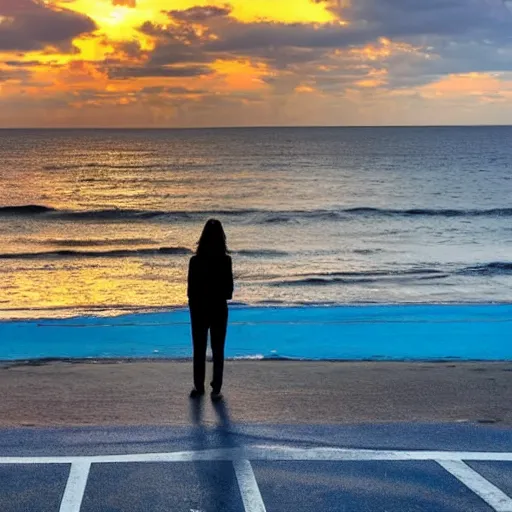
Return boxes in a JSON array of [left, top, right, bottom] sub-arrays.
[[0, 361, 510, 427]]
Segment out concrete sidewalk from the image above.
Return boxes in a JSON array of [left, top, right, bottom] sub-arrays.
[[0, 360, 510, 427]]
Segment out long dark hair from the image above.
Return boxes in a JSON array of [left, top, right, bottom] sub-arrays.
[[196, 219, 228, 257]]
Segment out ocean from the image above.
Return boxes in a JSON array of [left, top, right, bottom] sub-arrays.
[[1, 126, 511, 321]]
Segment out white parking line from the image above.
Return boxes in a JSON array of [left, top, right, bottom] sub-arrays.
[[1, 447, 511, 512], [437, 460, 512, 512], [1, 447, 512, 464], [59, 461, 90, 512], [233, 459, 267, 512]]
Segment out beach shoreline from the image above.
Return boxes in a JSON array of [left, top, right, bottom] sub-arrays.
[[1, 360, 510, 428]]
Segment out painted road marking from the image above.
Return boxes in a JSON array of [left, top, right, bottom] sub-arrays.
[[438, 460, 512, 512], [2, 447, 512, 464], [1, 447, 511, 512], [233, 459, 267, 512], [59, 461, 90, 512]]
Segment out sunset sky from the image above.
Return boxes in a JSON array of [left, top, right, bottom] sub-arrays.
[[1, 0, 512, 127]]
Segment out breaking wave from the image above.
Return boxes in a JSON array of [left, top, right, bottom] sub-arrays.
[[459, 262, 512, 275], [235, 249, 289, 257], [0, 247, 192, 260], [0, 205, 56, 215], [2, 205, 512, 223], [0, 247, 289, 260], [270, 263, 512, 286]]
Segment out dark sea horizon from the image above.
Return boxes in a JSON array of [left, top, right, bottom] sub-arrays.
[[2, 124, 512, 132], [1, 126, 511, 319]]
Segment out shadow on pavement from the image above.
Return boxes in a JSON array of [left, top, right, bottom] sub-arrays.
[[188, 397, 241, 511]]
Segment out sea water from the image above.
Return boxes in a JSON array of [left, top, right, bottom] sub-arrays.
[[0, 127, 511, 359], [1, 126, 511, 320]]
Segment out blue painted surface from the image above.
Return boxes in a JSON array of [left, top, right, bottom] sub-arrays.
[[0, 304, 511, 361]]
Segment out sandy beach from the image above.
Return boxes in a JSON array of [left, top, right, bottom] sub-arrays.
[[0, 360, 510, 427]]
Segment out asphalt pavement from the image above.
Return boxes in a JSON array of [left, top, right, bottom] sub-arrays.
[[0, 402, 511, 512]]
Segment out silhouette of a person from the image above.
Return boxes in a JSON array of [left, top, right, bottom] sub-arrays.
[[188, 219, 233, 401]]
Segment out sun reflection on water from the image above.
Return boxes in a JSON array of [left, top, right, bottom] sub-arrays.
[[0, 258, 189, 320]]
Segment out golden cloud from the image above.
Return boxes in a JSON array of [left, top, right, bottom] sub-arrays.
[[112, 0, 136, 6]]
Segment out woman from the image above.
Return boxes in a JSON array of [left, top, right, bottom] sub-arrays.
[[188, 219, 234, 401]]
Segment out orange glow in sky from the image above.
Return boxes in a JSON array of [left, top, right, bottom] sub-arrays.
[[1, 0, 511, 126]]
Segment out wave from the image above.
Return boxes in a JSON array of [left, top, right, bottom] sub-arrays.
[[45, 238, 157, 248], [459, 262, 512, 276], [56, 209, 191, 221], [0, 247, 289, 261], [270, 275, 448, 287], [2, 205, 512, 222], [42, 163, 166, 171], [0, 205, 56, 215], [6, 207, 259, 221], [43, 163, 102, 170], [258, 207, 512, 224], [353, 248, 384, 255], [269, 264, 512, 286], [292, 269, 446, 278], [235, 249, 289, 257], [341, 207, 512, 217], [270, 270, 448, 287], [0, 247, 192, 260], [272, 277, 375, 286]]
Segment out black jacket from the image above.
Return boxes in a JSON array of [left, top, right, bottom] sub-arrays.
[[187, 254, 234, 302]]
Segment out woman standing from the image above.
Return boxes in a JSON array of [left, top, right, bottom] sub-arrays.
[[188, 219, 234, 401]]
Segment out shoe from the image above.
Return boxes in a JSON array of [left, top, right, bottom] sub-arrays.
[[190, 388, 204, 398], [211, 391, 223, 402]]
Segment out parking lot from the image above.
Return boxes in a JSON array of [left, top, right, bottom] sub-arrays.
[[0, 421, 511, 511]]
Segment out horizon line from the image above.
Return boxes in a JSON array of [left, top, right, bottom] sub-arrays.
[[0, 124, 512, 130]]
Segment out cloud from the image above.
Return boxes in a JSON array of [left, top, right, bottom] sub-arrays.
[[203, 0, 512, 53], [0, 0, 96, 52], [139, 86, 207, 94], [112, 0, 136, 6], [132, 1, 512, 93], [108, 40, 144, 59], [0, 68, 29, 81], [4, 59, 43, 67], [107, 65, 213, 79], [3, 0, 512, 126], [167, 5, 232, 23]]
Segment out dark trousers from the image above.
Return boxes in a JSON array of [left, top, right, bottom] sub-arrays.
[[189, 300, 228, 393]]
